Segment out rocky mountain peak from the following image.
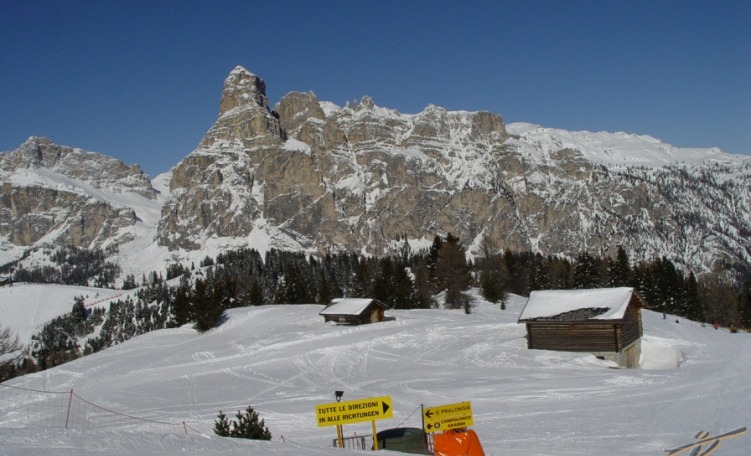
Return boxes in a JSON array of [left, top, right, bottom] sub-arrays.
[[198, 67, 283, 149], [17, 136, 64, 167], [355, 95, 376, 111], [219, 65, 270, 115], [275, 91, 326, 134]]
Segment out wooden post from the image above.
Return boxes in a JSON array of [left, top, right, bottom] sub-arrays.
[[421, 404, 427, 448], [372, 420, 379, 450], [65, 389, 74, 429], [336, 424, 344, 448]]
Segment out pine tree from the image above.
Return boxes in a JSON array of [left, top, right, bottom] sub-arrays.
[[436, 233, 471, 309], [71, 297, 87, 323], [548, 256, 572, 289], [213, 411, 231, 437], [249, 276, 264, 306], [607, 246, 631, 287], [655, 257, 682, 314], [683, 272, 703, 321], [170, 278, 191, 327], [191, 278, 224, 332], [479, 257, 504, 304], [372, 257, 394, 305], [0, 325, 22, 382], [502, 250, 529, 295], [528, 253, 551, 291], [741, 273, 751, 328], [412, 257, 436, 309], [317, 267, 333, 305], [573, 252, 602, 289], [427, 234, 443, 280], [478, 235, 505, 303], [700, 273, 742, 327], [230, 406, 272, 440], [392, 258, 417, 309], [122, 274, 138, 290]]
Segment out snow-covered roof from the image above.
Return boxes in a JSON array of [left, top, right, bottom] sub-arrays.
[[319, 298, 385, 316], [518, 287, 639, 322]]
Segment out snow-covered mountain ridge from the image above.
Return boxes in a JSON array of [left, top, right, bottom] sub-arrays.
[[506, 122, 744, 168], [0, 137, 168, 277], [1, 65, 750, 277]]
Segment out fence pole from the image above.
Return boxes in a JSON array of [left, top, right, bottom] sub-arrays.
[[183, 421, 188, 434], [65, 389, 74, 429]]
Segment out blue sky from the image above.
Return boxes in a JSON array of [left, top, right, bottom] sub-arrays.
[[1, 0, 749, 177]]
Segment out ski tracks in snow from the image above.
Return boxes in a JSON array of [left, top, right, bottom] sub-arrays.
[[183, 374, 199, 422]]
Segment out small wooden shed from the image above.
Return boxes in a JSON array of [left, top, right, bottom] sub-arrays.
[[518, 287, 644, 368], [319, 298, 390, 325]]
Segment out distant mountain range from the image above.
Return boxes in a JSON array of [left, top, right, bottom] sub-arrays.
[[2, 66, 750, 279]]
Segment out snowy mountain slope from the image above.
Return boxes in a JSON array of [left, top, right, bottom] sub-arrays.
[[0, 137, 156, 199], [2, 290, 749, 455], [0, 137, 165, 271], [506, 122, 748, 168]]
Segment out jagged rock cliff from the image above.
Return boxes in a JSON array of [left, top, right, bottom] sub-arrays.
[[157, 66, 751, 273], [158, 66, 512, 253]]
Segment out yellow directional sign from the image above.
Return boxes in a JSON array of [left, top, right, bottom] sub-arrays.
[[316, 395, 393, 427], [423, 401, 473, 433]]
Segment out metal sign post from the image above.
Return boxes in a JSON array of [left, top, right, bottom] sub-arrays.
[[423, 401, 474, 434]]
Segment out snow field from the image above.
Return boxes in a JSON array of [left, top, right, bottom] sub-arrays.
[[1, 289, 750, 455]]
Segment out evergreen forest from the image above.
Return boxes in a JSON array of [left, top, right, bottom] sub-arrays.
[[2, 236, 750, 382]]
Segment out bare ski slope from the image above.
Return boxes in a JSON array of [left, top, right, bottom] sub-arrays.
[[0, 283, 126, 343], [2, 290, 750, 455]]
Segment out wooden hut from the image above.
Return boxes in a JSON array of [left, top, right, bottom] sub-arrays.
[[518, 287, 644, 368], [319, 298, 390, 325]]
